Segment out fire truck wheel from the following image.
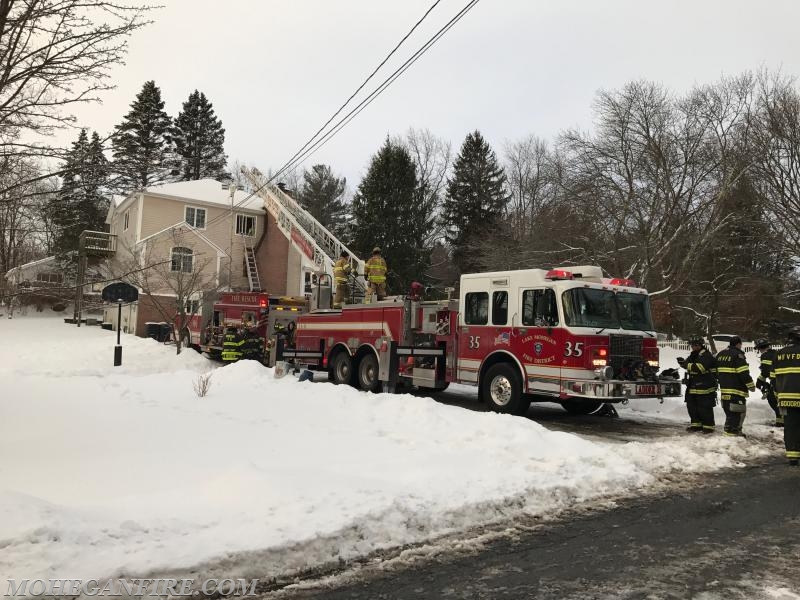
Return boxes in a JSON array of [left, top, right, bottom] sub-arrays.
[[330, 351, 354, 386], [482, 363, 525, 415], [357, 352, 381, 393], [561, 399, 604, 415]]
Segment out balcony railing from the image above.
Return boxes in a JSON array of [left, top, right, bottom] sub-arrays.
[[79, 230, 117, 255]]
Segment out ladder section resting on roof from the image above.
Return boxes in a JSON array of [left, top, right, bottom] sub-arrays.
[[240, 167, 366, 296]]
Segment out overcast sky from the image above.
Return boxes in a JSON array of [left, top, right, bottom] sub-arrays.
[[64, 0, 800, 187]]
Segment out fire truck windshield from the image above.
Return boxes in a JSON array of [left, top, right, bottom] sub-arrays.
[[562, 288, 653, 331]]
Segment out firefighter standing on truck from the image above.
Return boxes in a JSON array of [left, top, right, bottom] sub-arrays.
[[715, 336, 755, 437], [333, 250, 352, 308], [755, 338, 783, 427], [771, 326, 800, 466], [364, 246, 388, 300], [679, 335, 718, 433]]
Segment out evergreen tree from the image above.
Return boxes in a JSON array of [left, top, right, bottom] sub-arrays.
[[112, 81, 174, 191], [299, 164, 348, 237], [351, 139, 432, 291], [441, 130, 509, 273], [172, 90, 228, 181], [50, 129, 110, 254]]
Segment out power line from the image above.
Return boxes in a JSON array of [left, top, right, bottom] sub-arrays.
[[205, 0, 481, 231], [276, 0, 445, 179], [270, 0, 481, 182], [203, 0, 453, 230]]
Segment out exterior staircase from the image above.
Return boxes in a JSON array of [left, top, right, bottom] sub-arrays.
[[240, 167, 367, 298]]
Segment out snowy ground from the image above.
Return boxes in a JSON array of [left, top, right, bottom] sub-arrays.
[[0, 317, 784, 586]]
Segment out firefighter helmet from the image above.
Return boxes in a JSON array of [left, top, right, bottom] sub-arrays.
[[688, 335, 704, 346], [788, 326, 800, 342], [372, 246, 381, 254], [754, 338, 770, 350]]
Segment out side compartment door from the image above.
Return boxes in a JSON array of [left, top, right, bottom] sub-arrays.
[[516, 287, 562, 395]]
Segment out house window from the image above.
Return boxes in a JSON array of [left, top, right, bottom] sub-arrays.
[[171, 247, 193, 273], [123, 210, 130, 231], [35, 272, 63, 284], [236, 214, 255, 236], [185, 206, 206, 229]]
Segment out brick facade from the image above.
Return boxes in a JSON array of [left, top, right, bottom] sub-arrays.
[[255, 211, 290, 295]]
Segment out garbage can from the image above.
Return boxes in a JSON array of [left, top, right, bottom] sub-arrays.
[[159, 322, 172, 342], [145, 322, 161, 340]]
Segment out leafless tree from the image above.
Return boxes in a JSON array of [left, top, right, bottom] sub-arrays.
[[503, 134, 555, 242], [0, 0, 156, 194], [113, 228, 221, 354], [750, 70, 800, 263], [396, 127, 451, 244]]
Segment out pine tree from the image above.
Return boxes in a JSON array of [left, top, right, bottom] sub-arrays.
[[172, 90, 228, 181], [441, 130, 509, 273], [299, 164, 348, 237], [112, 81, 174, 191], [351, 139, 432, 291], [50, 129, 110, 253]]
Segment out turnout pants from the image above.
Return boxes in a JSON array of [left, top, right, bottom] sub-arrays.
[[368, 281, 387, 300], [767, 388, 784, 425], [334, 282, 349, 307], [784, 407, 800, 462], [686, 392, 716, 431], [722, 398, 746, 435]]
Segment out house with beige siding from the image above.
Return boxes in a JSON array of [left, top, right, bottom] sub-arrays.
[[104, 179, 308, 336]]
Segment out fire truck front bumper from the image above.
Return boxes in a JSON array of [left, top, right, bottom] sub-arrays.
[[560, 378, 682, 401]]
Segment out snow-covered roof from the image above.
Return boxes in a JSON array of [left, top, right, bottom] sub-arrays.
[[113, 179, 263, 212], [5, 255, 57, 279]]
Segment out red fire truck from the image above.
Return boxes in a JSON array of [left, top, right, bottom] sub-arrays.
[[271, 265, 682, 415], [183, 292, 307, 360]]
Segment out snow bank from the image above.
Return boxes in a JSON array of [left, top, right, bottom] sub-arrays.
[[0, 319, 780, 583]]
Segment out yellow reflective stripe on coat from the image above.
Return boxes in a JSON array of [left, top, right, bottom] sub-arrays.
[[365, 257, 387, 283], [333, 258, 351, 283], [774, 367, 800, 375], [720, 388, 747, 397], [716, 367, 738, 373], [689, 387, 717, 394]]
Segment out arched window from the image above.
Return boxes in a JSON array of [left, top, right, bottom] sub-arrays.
[[171, 247, 193, 273]]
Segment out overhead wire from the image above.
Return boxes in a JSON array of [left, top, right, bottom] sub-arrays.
[[204, 0, 480, 230], [269, 0, 481, 183], [202, 0, 452, 230]]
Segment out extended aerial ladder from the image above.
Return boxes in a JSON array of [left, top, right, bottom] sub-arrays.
[[240, 167, 367, 301]]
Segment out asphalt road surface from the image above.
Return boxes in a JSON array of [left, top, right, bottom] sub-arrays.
[[269, 458, 800, 599]]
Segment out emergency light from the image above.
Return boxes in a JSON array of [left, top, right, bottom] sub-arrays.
[[608, 278, 636, 287], [545, 269, 574, 280]]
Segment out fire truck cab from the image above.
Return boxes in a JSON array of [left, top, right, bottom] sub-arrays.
[[274, 265, 682, 415]]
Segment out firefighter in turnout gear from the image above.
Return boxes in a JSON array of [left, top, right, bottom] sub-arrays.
[[333, 250, 352, 308], [364, 247, 388, 301], [221, 326, 245, 362], [755, 338, 783, 427], [771, 326, 800, 466], [715, 336, 755, 437], [678, 336, 718, 433]]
